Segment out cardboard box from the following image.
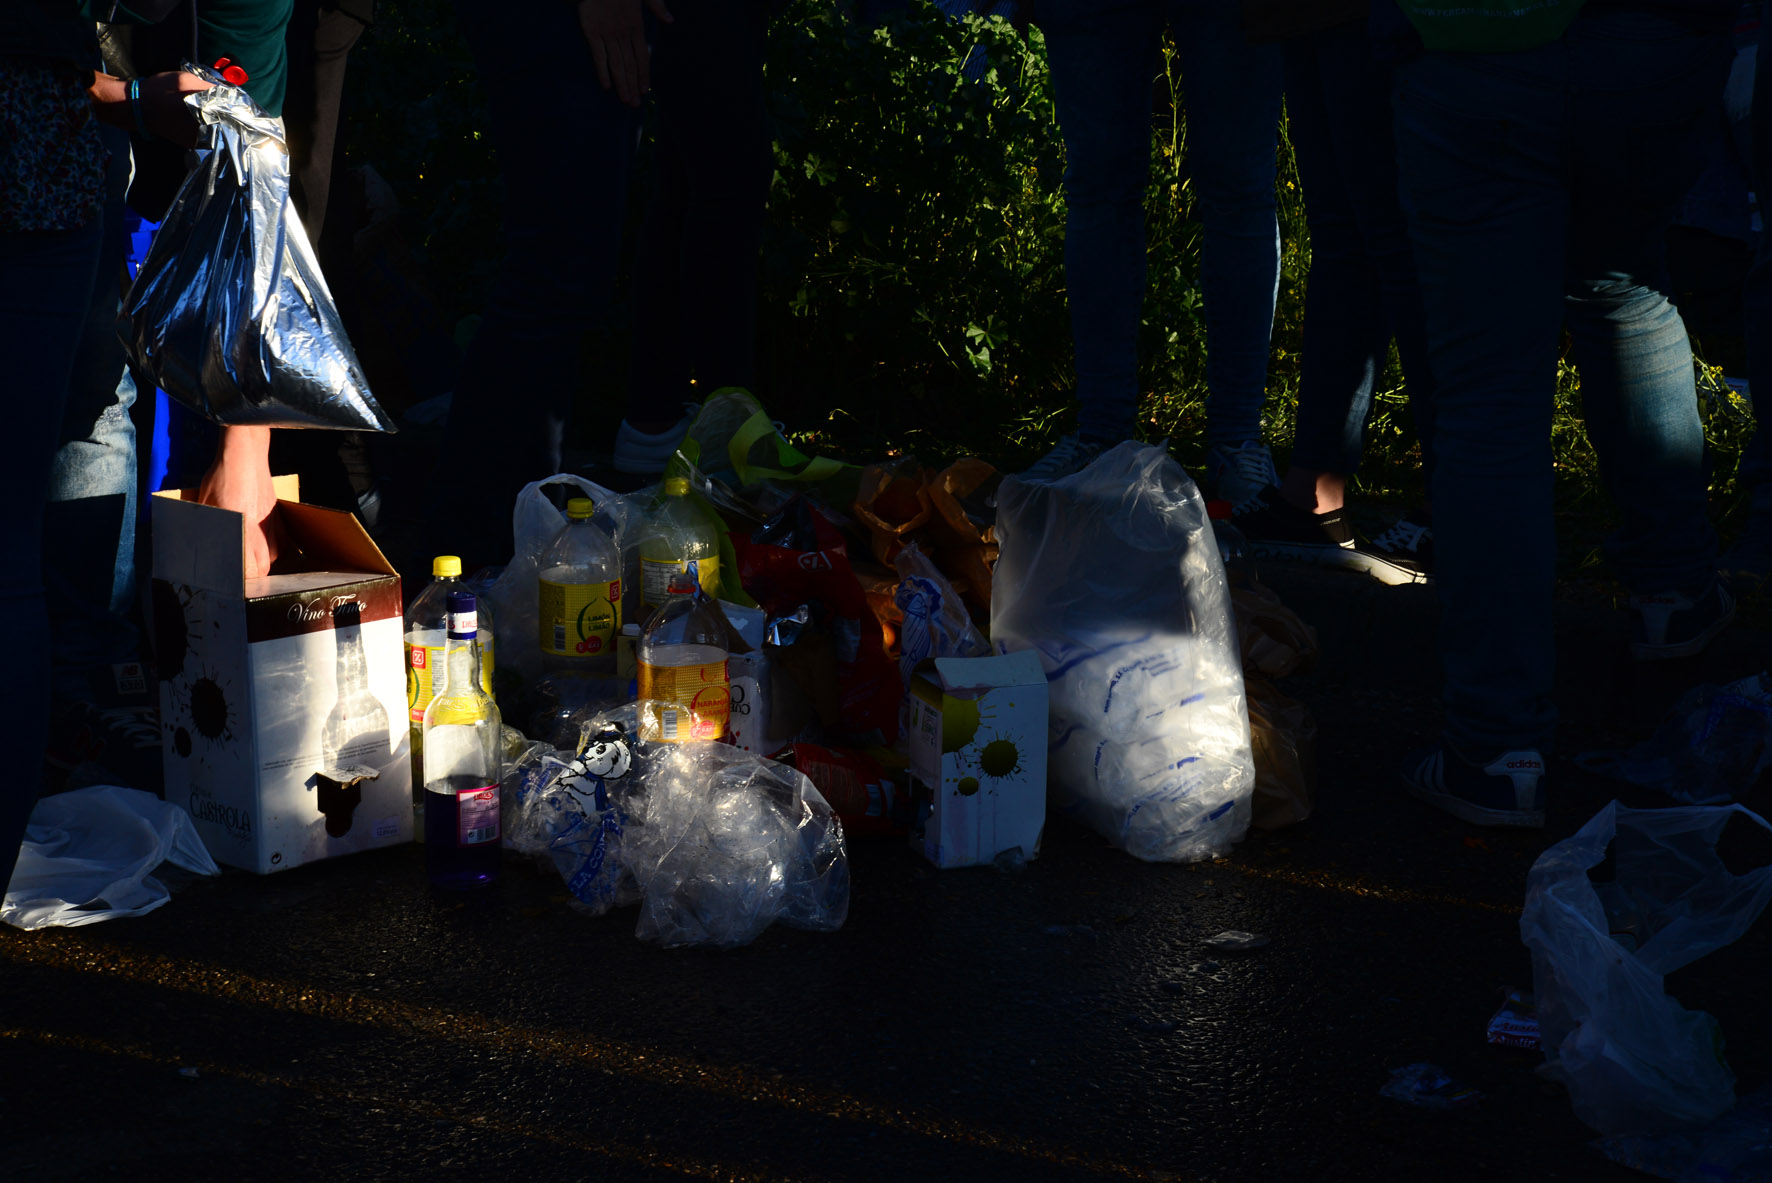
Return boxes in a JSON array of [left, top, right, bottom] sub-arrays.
[[906, 651, 1048, 869], [153, 477, 412, 873]]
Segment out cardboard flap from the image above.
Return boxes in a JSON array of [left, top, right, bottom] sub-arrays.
[[274, 501, 396, 576], [932, 650, 1046, 696], [153, 493, 245, 598]]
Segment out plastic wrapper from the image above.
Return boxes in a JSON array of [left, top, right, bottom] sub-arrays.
[[992, 442, 1254, 863], [893, 543, 988, 687], [623, 742, 849, 949], [485, 475, 634, 686], [1232, 578, 1319, 679], [1520, 802, 1772, 1135], [1246, 676, 1316, 831], [1576, 673, 1772, 805], [120, 72, 394, 433]]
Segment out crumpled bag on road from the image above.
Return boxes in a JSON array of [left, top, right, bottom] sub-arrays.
[[992, 442, 1254, 863], [1576, 673, 1772, 805], [623, 742, 849, 949], [3, 786, 220, 930], [1521, 801, 1772, 1135], [120, 74, 394, 432]]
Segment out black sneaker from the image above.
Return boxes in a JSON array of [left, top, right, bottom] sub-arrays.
[[1629, 580, 1735, 661], [1231, 487, 1426, 586], [1368, 511, 1434, 581], [45, 698, 164, 794], [1020, 433, 1109, 481], [1402, 746, 1546, 828]]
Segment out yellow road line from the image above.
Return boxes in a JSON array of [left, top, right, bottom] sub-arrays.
[[0, 936, 1176, 1181], [2, 1026, 794, 1183]]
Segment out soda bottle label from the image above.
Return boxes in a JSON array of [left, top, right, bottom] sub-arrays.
[[538, 578, 621, 658], [456, 785, 499, 846], [640, 556, 721, 610], [406, 634, 496, 724], [637, 657, 730, 742]]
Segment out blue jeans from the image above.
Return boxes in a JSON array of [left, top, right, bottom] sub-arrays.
[[1738, 21, 1772, 515], [1042, 0, 1282, 444], [2, 214, 104, 892], [45, 124, 141, 704], [1395, 12, 1729, 759], [1284, 20, 1434, 482]]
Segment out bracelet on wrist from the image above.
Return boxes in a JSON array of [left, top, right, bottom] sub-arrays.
[[127, 78, 146, 134]]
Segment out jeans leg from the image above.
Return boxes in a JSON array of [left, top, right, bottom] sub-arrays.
[[1565, 16, 1729, 594], [44, 125, 141, 704], [1284, 27, 1389, 477], [1394, 51, 1567, 759], [1172, 0, 1282, 448], [440, 0, 638, 565], [1043, 2, 1163, 442], [0, 217, 104, 893], [1741, 19, 1772, 515]]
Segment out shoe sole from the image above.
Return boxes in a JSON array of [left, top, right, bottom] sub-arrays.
[[1249, 539, 1430, 587], [1402, 779, 1545, 829], [1630, 601, 1737, 662]]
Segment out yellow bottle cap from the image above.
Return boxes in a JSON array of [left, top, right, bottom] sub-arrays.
[[432, 555, 462, 578], [663, 476, 690, 497], [566, 497, 595, 520]]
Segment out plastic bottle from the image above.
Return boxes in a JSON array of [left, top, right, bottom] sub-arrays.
[[405, 556, 496, 810], [538, 497, 622, 674], [421, 591, 503, 889], [638, 477, 720, 613], [637, 571, 730, 743]]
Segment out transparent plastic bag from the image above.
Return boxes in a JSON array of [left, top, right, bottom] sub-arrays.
[[486, 475, 632, 686], [623, 742, 849, 948], [1521, 801, 1772, 1135], [991, 442, 1254, 862], [893, 542, 988, 687]]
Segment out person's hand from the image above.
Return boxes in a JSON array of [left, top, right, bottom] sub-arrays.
[[577, 0, 673, 108], [87, 69, 215, 148], [197, 426, 286, 580]]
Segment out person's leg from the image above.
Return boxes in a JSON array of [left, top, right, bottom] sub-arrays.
[[1563, 13, 1730, 655], [1728, 17, 1772, 574], [1041, 0, 1164, 447], [439, 0, 638, 566], [1394, 45, 1568, 772], [1172, 0, 1282, 453], [0, 217, 105, 892]]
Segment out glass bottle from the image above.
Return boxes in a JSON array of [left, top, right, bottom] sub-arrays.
[[421, 590, 503, 888]]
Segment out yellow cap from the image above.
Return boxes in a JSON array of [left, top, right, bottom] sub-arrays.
[[566, 497, 594, 520], [663, 477, 690, 497], [432, 555, 462, 578]]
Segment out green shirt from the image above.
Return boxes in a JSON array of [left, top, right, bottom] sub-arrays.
[[96, 0, 294, 116]]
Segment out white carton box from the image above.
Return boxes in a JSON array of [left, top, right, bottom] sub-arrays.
[[906, 650, 1048, 869], [153, 477, 412, 874]]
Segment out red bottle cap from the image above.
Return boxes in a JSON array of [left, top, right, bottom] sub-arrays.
[[213, 57, 249, 86]]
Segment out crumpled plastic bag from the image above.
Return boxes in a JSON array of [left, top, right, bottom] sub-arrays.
[[993, 442, 1254, 862], [502, 711, 642, 917], [893, 542, 988, 687], [3, 786, 220, 930], [120, 72, 394, 432], [486, 474, 633, 686], [1521, 801, 1772, 1135], [1576, 674, 1772, 805], [622, 742, 849, 949], [1247, 677, 1315, 831]]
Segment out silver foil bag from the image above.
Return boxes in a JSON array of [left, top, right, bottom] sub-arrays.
[[120, 79, 395, 433]]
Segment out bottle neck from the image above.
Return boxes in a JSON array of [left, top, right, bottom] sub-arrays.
[[438, 632, 482, 697]]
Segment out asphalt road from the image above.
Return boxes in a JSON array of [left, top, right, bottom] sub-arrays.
[[5, 564, 1770, 1182]]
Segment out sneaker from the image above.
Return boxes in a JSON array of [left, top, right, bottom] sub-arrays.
[[1021, 433, 1108, 481], [1368, 511, 1434, 580], [1206, 440, 1279, 505], [1630, 580, 1735, 661], [612, 403, 699, 476], [1231, 486, 1427, 586], [45, 699, 164, 793], [1402, 746, 1546, 828]]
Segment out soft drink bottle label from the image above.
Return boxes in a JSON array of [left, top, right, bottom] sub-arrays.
[[637, 656, 731, 742], [455, 785, 499, 846], [640, 556, 721, 611], [405, 634, 496, 723], [538, 578, 621, 658]]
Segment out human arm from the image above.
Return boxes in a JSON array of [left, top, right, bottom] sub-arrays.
[[576, 0, 674, 109], [85, 69, 214, 147], [197, 425, 287, 579]]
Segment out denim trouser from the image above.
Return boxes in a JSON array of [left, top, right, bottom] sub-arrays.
[[1394, 12, 1729, 759], [45, 124, 141, 704], [440, 0, 638, 565], [1042, 0, 1282, 444], [2, 213, 105, 892], [1737, 21, 1772, 510], [1284, 20, 1434, 482]]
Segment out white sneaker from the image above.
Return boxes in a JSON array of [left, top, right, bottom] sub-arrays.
[[1206, 441, 1279, 505], [1020, 433, 1108, 481], [613, 404, 698, 475]]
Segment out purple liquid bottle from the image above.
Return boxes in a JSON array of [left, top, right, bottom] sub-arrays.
[[421, 592, 503, 889]]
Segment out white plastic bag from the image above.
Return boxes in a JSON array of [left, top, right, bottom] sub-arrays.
[[486, 474, 632, 685], [893, 542, 988, 686], [622, 742, 849, 948], [1521, 801, 1772, 1135], [991, 442, 1254, 862], [3, 786, 220, 930]]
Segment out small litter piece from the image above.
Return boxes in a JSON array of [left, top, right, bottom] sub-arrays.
[[1485, 991, 1541, 1051], [1380, 1063, 1483, 1110], [1203, 930, 1270, 951], [178, 1066, 200, 1079], [1595, 1085, 1772, 1182]]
